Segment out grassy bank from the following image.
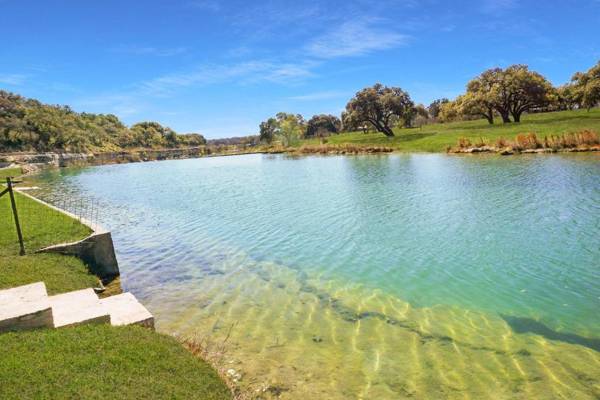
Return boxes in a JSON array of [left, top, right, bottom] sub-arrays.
[[298, 109, 600, 152], [0, 325, 231, 400], [0, 167, 231, 399], [0, 168, 97, 294]]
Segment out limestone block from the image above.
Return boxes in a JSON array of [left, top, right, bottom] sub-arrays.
[[0, 282, 53, 332], [48, 288, 110, 328], [100, 293, 154, 329]]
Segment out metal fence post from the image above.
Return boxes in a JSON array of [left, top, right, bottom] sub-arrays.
[[4, 177, 26, 255]]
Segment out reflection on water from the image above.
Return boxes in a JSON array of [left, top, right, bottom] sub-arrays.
[[32, 153, 600, 399]]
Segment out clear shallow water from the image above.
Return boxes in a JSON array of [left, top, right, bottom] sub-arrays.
[[34, 154, 600, 399]]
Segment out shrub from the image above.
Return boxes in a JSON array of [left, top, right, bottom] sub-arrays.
[[474, 137, 488, 147], [515, 133, 541, 150], [576, 129, 600, 146], [495, 137, 509, 148], [457, 137, 472, 148]]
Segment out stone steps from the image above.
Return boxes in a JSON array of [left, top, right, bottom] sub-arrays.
[[100, 292, 154, 329], [0, 282, 154, 333], [49, 288, 110, 328], [0, 282, 53, 332]]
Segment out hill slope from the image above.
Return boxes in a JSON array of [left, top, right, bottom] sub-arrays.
[[299, 109, 600, 152]]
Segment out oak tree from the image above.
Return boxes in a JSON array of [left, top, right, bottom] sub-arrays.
[[345, 83, 414, 137]]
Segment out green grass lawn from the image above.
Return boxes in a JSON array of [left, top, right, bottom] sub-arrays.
[[0, 167, 23, 180], [0, 324, 231, 400], [299, 109, 600, 152], [0, 167, 231, 399], [0, 175, 97, 294]]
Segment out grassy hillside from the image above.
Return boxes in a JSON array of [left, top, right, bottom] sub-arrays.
[[298, 109, 600, 152], [0, 90, 206, 153]]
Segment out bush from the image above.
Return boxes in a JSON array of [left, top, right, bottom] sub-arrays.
[[457, 137, 472, 148], [495, 137, 509, 148], [514, 133, 541, 150]]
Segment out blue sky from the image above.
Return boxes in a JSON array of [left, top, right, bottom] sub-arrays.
[[1, 0, 599, 138]]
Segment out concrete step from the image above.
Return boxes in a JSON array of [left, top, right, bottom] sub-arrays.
[[48, 288, 110, 328], [0, 282, 53, 332], [100, 292, 154, 329]]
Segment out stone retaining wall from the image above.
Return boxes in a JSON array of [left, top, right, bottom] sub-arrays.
[[0, 147, 210, 170], [16, 190, 120, 278]]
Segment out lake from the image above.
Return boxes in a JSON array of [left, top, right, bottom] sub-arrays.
[[34, 153, 600, 399]]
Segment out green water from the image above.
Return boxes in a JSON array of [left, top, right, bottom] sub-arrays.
[[35, 154, 600, 399]]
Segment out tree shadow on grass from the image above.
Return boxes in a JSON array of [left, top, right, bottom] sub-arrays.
[[500, 314, 600, 353], [442, 114, 600, 132], [394, 132, 438, 142]]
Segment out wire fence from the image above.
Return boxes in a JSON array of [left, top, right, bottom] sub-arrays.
[[49, 195, 101, 229], [1, 177, 102, 255]]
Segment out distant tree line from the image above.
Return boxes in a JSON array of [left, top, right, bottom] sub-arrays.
[[207, 135, 259, 147], [0, 91, 206, 152], [259, 112, 342, 145], [258, 60, 600, 141], [3, 60, 599, 152]]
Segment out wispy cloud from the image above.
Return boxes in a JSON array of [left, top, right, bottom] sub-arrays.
[[288, 90, 348, 101], [481, 0, 518, 14], [75, 59, 316, 118], [110, 45, 188, 57], [0, 73, 28, 85], [73, 93, 144, 118], [306, 19, 409, 59], [137, 61, 315, 96], [187, 0, 220, 12]]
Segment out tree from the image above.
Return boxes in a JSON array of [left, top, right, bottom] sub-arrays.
[[438, 99, 461, 123], [179, 133, 206, 146], [259, 113, 306, 145], [259, 118, 277, 144], [0, 90, 202, 152], [427, 98, 449, 119], [571, 60, 600, 110], [407, 104, 429, 128], [306, 114, 341, 137], [503, 65, 556, 122], [467, 65, 555, 124], [464, 68, 510, 123], [277, 114, 303, 146], [460, 92, 495, 124], [341, 110, 368, 133], [130, 122, 178, 148], [345, 83, 414, 137], [556, 84, 578, 111]]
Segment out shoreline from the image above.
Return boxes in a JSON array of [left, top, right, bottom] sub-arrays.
[[3, 144, 600, 174], [3, 178, 246, 398], [448, 145, 600, 155]]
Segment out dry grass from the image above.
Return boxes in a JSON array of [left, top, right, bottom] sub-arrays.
[[495, 137, 509, 148], [457, 137, 472, 149], [181, 324, 293, 400], [180, 325, 254, 400], [543, 130, 600, 150], [293, 144, 393, 155], [451, 129, 600, 153]]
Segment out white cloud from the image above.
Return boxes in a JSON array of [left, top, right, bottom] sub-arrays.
[[306, 19, 409, 59], [136, 61, 314, 96], [187, 0, 220, 12], [0, 73, 27, 85], [288, 90, 348, 101], [110, 45, 187, 57], [74, 59, 316, 120], [481, 0, 517, 14]]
